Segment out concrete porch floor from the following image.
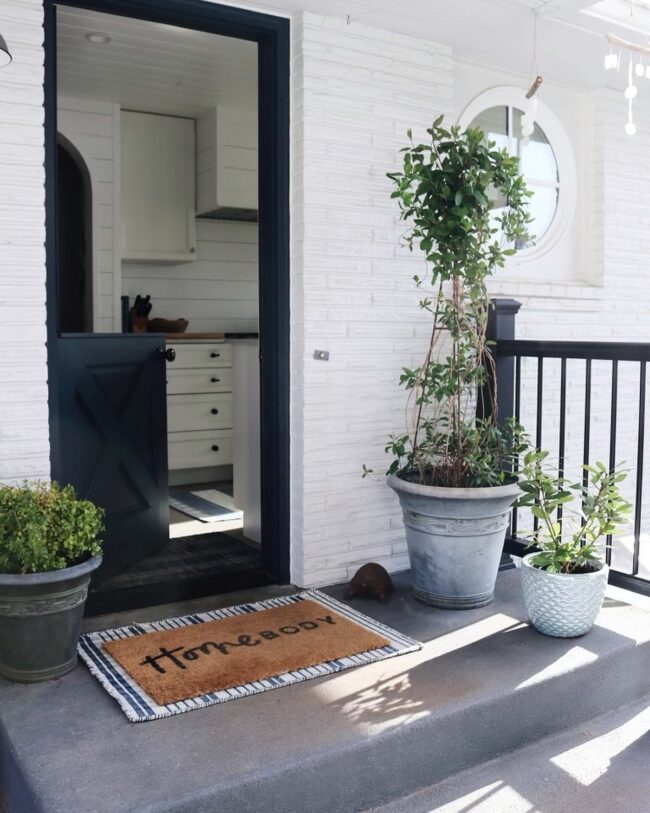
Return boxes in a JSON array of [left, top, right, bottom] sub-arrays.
[[2, 570, 650, 813]]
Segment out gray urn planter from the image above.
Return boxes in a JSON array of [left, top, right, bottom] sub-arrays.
[[521, 552, 608, 637], [0, 555, 102, 682], [388, 474, 519, 609]]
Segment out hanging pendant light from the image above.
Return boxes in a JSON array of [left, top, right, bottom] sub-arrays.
[[0, 33, 12, 68]]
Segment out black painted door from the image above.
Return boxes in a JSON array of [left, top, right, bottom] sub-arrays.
[[54, 335, 169, 582]]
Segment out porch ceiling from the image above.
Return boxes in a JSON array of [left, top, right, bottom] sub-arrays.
[[218, 0, 643, 92]]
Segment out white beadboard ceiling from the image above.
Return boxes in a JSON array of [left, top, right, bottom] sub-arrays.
[[57, 0, 650, 112], [57, 7, 258, 117]]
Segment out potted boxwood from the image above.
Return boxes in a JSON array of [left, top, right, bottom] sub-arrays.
[[518, 452, 631, 637], [366, 118, 532, 609], [0, 481, 104, 682]]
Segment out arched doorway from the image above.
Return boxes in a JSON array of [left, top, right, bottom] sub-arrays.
[[56, 135, 93, 333]]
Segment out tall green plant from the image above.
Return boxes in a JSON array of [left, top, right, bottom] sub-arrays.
[[385, 117, 532, 487]]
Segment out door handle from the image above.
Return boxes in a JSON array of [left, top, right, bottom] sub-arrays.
[[158, 347, 176, 362]]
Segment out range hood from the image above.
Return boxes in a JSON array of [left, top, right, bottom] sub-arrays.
[[196, 107, 258, 222]]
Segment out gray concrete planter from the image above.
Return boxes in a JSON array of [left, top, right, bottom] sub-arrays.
[[0, 555, 102, 682], [521, 552, 608, 637], [388, 474, 519, 609]]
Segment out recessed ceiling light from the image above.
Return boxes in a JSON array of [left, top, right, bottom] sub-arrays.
[[85, 32, 111, 44]]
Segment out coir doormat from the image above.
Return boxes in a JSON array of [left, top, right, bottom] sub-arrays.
[[79, 591, 421, 722]]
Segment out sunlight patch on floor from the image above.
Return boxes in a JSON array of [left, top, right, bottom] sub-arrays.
[[550, 704, 650, 786], [517, 645, 597, 689], [321, 613, 521, 734], [423, 780, 535, 813]]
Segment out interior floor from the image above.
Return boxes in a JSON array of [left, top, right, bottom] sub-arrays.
[[169, 479, 251, 540], [85, 480, 270, 616]]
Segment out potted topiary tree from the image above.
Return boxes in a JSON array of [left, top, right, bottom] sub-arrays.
[[373, 117, 531, 609], [0, 481, 104, 682], [517, 452, 631, 637]]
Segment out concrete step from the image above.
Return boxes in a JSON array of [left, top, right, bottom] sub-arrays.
[[367, 692, 650, 813], [2, 571, 650, 813]]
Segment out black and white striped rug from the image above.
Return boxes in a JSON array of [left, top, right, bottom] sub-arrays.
[[78, 590, 421, 723]]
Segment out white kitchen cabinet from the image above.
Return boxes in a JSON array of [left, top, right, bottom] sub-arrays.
[[121, 111, 196, 263], [166, 341, 233, 472], [232, 340, 261, 544], [196, 107, 258, 217]]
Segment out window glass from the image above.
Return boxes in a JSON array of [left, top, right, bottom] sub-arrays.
[[469, 104, 560, 249]]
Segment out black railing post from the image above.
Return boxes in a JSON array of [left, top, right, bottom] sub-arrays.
[[478, 298, 522, 425]]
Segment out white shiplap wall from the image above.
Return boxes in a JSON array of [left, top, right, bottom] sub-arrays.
[[122, 219, 258, 334], [57, 97, 120, 332], [0, 0, 49, 483]]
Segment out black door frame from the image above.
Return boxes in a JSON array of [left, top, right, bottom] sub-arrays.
[[43, 0, 291, 583]]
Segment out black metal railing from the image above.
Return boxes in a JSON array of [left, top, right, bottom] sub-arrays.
[[485, 299, 650, 597]]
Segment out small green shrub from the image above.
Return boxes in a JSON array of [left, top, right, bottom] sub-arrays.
[[517, 451, 631, 574], [0, 482, 104, 574]]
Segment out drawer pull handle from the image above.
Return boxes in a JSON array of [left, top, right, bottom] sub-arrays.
[[211, 377, 220, 383], [212, 445, 220, 452], [211, 408, 219, 415], [210, 352, 220, 358]]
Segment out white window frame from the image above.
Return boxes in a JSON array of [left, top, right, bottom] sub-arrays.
[[458, 86, 577, 264]]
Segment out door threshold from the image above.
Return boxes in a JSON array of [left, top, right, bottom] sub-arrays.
[[85, 567, 274, 616]]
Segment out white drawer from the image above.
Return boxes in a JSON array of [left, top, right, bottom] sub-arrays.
[[167, 393, 232, 432], [168, 342, 231, 369], [168, 429, 232, 470], [167, 368, 233, 395]]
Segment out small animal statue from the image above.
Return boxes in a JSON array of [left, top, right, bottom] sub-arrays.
[[344, 563, 394, 603]]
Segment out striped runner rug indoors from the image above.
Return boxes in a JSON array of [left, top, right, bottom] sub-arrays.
[[79, 590, 420, 722]]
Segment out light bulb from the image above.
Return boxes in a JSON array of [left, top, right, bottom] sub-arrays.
[[521, 122, 534, 138], [636, 61, 645, 77], [625, 84, 638, 99], [626, 120, 637, 135], [605, 53, 618, 70]]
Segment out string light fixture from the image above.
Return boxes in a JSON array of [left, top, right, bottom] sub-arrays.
[[603, 0, 650, 135]]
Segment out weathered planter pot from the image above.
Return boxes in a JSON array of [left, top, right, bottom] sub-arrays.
[[521, 552, 608, 637], [0, 555, 102, 682], [388, 474, 519, 609]]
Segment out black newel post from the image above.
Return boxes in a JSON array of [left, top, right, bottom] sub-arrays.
[[477, 298, 521, 426]]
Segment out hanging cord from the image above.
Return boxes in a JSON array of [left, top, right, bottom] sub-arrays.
[[526, 8, 544, 99]]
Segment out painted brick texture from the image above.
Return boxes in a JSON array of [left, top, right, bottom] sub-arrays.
[[290, 13, 453, 585], [0, 0, 49, 483], [3, 2, 650, 584]]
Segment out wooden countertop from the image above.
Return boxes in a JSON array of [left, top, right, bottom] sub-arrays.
[[165, 333, 225, 340]]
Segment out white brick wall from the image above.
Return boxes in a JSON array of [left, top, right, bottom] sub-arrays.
[[291, 12, 453, 585], [0, 0, 49, 483], [4, 1, 650, 583]]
